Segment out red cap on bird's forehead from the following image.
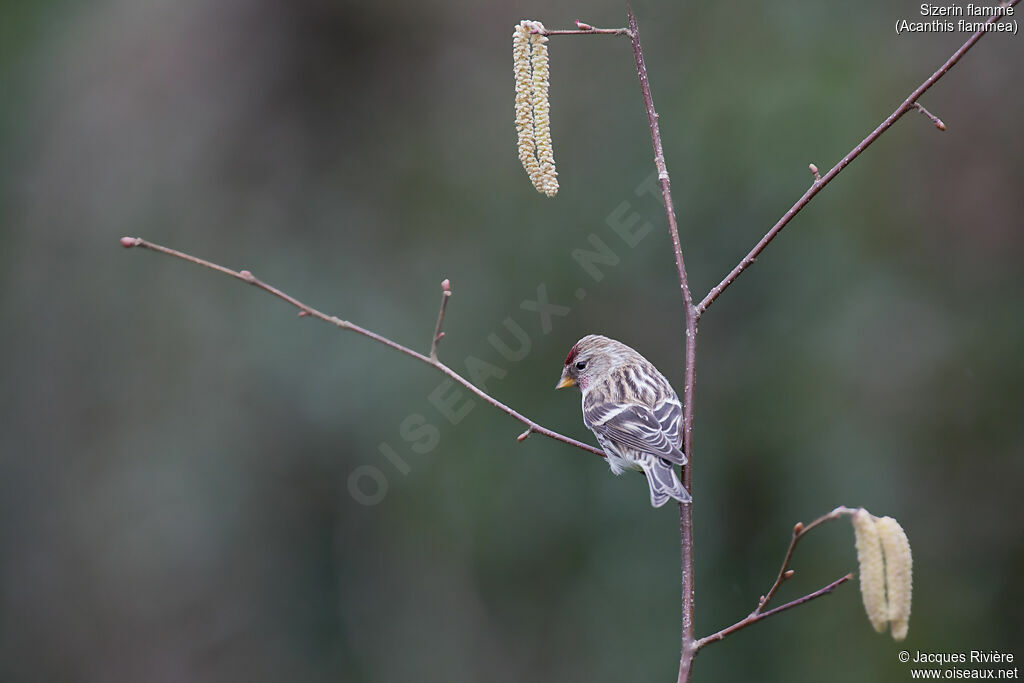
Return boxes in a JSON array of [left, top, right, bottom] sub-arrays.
[[564, 343, 579, 366]]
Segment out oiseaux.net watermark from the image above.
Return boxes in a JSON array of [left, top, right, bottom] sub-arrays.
[[901, 649, 1019, 679], [347, 171, 664, 505]]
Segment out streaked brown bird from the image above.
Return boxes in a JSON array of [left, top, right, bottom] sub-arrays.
[[557, 334, 691, 507]]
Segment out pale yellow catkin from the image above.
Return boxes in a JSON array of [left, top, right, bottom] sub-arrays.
[[852, 509, 888, 633], [513, 20, 558, 197], [877, 516, 913, 641], [513, 22, 539, 186]]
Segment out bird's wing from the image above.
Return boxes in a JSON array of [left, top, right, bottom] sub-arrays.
[[584, 399, 687, 465], [651, 396, 683, 450]]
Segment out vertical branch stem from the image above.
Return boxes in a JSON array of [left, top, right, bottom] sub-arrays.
[[625, 7, 699, 682]]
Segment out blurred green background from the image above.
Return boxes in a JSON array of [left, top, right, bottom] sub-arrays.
[[2, 1, 1021, 681]]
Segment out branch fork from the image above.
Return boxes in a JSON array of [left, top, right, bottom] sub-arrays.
[[693, 507, 857, 651], [120, 237, 605, 459], [693, 2, 1016, 318], [535, 5, 1014, 679]]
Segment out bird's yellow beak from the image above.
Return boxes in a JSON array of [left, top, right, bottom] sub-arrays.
[[556, 376, 575, 390]]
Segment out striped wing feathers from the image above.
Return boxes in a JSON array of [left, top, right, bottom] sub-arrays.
[[584, 397, 686, 465]]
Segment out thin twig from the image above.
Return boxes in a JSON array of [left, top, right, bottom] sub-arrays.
[[696, 1, 1019, 318], [119, 236, 606, 459], [537, 29, 630, 36], [535, 22, 630, 37], [694, 574, 852, 649], [691, 507, 857, 654], [429, 279, 451, 361], [755, 506, 855, 613], [912, 102, 947, 131]]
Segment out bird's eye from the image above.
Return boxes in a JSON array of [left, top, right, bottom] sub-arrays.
[[575, 361, 587, 370]]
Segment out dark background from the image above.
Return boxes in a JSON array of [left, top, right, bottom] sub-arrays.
[[2, 1, 1021, 681]]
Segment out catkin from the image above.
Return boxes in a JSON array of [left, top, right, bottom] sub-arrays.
[[852, 509, 888, 633], [877, 516, 913, 641], [513, 20, 558, 197]]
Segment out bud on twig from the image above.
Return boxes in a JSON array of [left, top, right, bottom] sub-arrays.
[[913, 101, 947, 131]]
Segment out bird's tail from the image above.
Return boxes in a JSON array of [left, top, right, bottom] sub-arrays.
[[641, 457, 692, 508]]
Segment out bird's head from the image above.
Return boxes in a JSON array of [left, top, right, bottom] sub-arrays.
[[556, 334, 622, 392]]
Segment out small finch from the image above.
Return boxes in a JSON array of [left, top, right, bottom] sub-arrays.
[[557, 334, 691, 507]]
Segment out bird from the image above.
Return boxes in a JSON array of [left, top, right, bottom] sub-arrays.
[[556, 334, 691, 507]]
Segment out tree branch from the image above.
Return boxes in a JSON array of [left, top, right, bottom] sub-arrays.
[[537, 28, 630, 37], [429, 278, 451, 361], [120, 3, 1016, 678], [693, 507, 856, 653], [695, 1, 1019, 317], [694, 574, 852, 649], [535, 20, 630, 37], [753, 506, 855, 614], [912, 102, 946, 131], [119, 236, 606, 459]]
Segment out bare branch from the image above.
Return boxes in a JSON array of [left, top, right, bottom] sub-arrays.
[[122, 2, 1017, 676], [694, 574, 853, 649], [696, 1, 1019, 318], [692, 506, 857, 654], [429, 279, 451, 361], [755, 506, 856, 613], [912, 101, 947, 131], [535, 22, 630, 37], [120, 236, 606, 459]]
